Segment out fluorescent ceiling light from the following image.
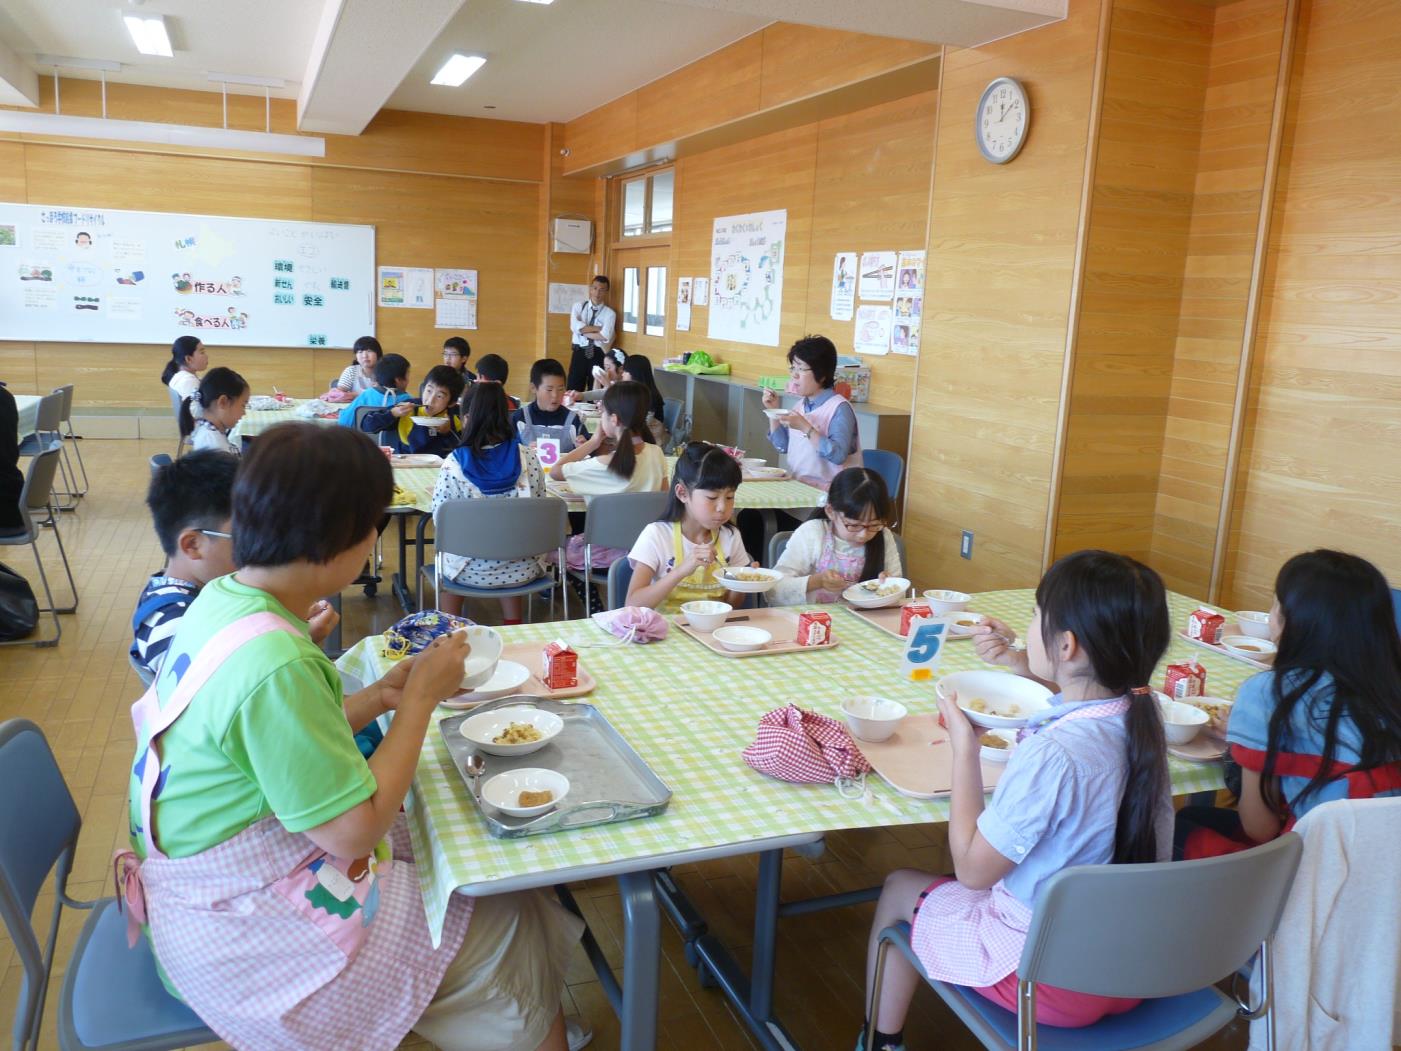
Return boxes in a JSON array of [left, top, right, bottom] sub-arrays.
[[430, 54, 485, 87], [206, 71, 287, 89], [35, 54, 122, 72], [515, 0, 556, 4], [123, 14, 173, 58], [0, 110, 325, 157]]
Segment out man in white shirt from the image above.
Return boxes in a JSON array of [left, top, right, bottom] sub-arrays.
[[567, 276, 617, 392]]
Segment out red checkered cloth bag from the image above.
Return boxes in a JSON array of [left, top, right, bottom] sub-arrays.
[[742, 703, 871, 792]]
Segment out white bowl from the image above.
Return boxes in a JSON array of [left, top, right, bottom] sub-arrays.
[[1186, 696, 1233, 735], [740, 457, 767, 471], [937, 670, 1054, 729], [712, 625, 772, 652], [459, 625, 505, 689], [1157, 698, 1210, 745], [1221, 635, 1276, 661], [945, 612, 987, 637], [481, 768, 571, 817], [1233, 611, 1272, 640], [718, 567, 782, 594], [411, 416, 449, 427], [763, 407, 788, 420], [979, 729, 1017, 763], [841, 695, 908, 743], [459, 706, 564, 757], [843, 577, 911, 609], [681, 600, 733, 631], [922, 589, 971, 615]]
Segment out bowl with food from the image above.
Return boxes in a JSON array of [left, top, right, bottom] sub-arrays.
[[1186, 696, 1233, 736], [1220, 635, 1277, 661], [763, 408, 788, 421], [979, 730, 1017, 763], [1233, 611, 1271, 639], [741, 457, 768, 471], [936, 670, 1053, 729], [1157, 698, 1210, 745], [945, 612, 987, 637], [459, 706, 564, 757], [681, 600, 733, 631], [712, 625, 772, 653], [718, 567, 783, 594], [843, 577, 911, 610], [922, 589, 971, 615], [481, 768, 571, 818], [411, 416, 449, 427], [459, 625, 505, 689], [841, 695, 908, 743]]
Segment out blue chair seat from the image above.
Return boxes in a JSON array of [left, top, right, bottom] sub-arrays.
[[58, 898, 214, 1049]]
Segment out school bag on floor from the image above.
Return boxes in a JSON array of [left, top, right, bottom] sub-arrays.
[[0, 562, 39, 641]]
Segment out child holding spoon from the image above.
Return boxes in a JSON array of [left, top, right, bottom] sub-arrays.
[[771, 466, 900, 604]]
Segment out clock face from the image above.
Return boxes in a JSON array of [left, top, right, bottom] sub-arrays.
[[976, 77, 1029, 164]]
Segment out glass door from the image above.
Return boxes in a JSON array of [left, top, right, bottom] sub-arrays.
[[608, 246, 670, 359]]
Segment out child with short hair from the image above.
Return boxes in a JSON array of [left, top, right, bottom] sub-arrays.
[[362, 364, 465, 457], [513, 358, 588, 465], [771, 467, 900, 605], [335, 336, 383, 395], [442, 336, 476, 383], [625, 442, 756, 613], [474, 353, 520, 411], [179, 367, 250, 455], [337, 353, 412, 428]]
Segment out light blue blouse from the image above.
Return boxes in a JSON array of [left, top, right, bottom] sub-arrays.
[[766, 388, 859, 466]]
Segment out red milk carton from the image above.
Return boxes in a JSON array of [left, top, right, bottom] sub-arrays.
[[899, 602, 933, 638], [541, 640, 578, 690], [1164, 659, 1207, 700], [796, 610, 832, 647], [1186, 608, 1225, 646]]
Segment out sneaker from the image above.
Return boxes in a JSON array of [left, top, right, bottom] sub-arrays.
[[855, 1033, 905, 1051], [566, 1017, 593, 1051]]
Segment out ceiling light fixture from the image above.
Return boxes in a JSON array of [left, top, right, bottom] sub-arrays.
[[123, 13, 173, 57], [0, 110, 325, 157], [430, 54, 485, 87], [514, 0, 556, 4]]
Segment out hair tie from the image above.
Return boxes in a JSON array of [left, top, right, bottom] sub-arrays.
[[1129, 686, 1153, 698]]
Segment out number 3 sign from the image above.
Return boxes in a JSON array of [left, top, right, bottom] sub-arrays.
[[902, 617, 947, 682], [535, 438, 562, 466]]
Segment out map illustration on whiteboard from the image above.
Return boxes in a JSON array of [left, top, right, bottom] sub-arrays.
[[708, 209, 786, 347]]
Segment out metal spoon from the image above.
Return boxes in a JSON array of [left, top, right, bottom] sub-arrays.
[[464, 754, 485, 796]]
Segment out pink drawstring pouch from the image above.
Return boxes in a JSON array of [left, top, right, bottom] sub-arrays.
[[320, 388, 353, 403], [742, 703, 871, 795], [590, 607, 669, 643]]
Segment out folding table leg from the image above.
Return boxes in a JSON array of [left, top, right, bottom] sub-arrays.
[[617, 870, 661, 1051]]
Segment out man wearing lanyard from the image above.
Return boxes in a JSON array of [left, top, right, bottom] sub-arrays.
[[567, 276, 616, 392]]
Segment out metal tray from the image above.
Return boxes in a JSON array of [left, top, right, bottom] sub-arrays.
[[438, 697, 671, 839]]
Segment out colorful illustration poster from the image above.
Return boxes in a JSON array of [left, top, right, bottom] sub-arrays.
[[377, 267, 405, 306], [892, 318, 920, 357], [435, 268, 477, 299], [676, 277, 693, 332], [708, 209, 787, 347], [830, 251, 856, 321], [893, 292, 922, 322], [854, 304, 893, 356], [858, 251, 896, 301], [896, 250, 926, 294], [693, 277, 709, 306]]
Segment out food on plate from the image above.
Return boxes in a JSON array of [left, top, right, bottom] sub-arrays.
[[978, 732, 1009, 749], [1234, 642, 1265, 652], [860, 580, 905, 598], [518, 789, 554, 807], [965, 697, 1020, 717], [1189, 699, 1231, 731], [952, 614, 981, 627], [726, 569, 773, 582], [493, 722, 543, 745]]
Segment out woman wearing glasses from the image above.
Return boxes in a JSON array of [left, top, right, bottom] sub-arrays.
[[760, 334, 862, 489]]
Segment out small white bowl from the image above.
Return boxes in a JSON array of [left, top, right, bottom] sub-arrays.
[[763, 407, 788, 420], [712, 625, 772, 652], [681, 600, 733, 631], [459, 625, 505, 689], [979, 729, 1017, 763], [740, 457, 767, 471], [922, 589, 971, 615], [1221, 635, 1276, 661], [1233, 611, 1272, 640], [459, 706, 564, 757], [411, 416, 449, 427], [841, 695, 908, 743], [1157, 698, 1210, 745], [945, 612, 987, 637], [938, 670, 1054, 729], [843, 577, 911, 609], [718, 567, 783, 594], [481, 768, 570, 817]]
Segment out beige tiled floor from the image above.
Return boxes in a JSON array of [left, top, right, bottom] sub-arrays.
[[0, 440, 1255, 1050]]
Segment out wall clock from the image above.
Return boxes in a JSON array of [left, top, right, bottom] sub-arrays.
[[975, 76, 1029, 164]]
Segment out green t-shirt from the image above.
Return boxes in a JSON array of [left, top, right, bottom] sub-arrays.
[[127, 575, 376, 860]]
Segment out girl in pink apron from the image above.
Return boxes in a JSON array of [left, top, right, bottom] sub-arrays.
[[761, 335, 861, 490], [770, 466, 900, 606], [113, 423, 582, 1051], [860, 551, 1175, 1050]]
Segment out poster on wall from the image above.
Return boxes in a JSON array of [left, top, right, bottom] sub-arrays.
[[854, 304, 893, 356], [858, 250, 896, 302], [676, 276, 693, 332], [830, 251, 856, 321], [693, 277, 709, 306], [548, 282, 589, 314], [435, 268, 476, 299], [708, 209, 787, 347], [892, 318, 920, 356], [435, 298, 477, 329], [896, 250, 925, 293], [379, 266, 432, 308]]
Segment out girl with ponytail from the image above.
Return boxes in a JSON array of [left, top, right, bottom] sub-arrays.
[[859, 550, 1172, 1049], [180, 367, 250, 456], [161, 336, 208, 400]]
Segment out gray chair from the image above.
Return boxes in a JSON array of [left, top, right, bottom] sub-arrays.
[[567, 490, 669, 609], [17, 393, 76, 513], [606, 555, 635, 612], [166, 385, 192, 459], [421, 498, 568, 621], [861, 448, 905, 503], [766, 528, 907, 574], [867, 833, 1303, 1051], [148, 453, 173, 477], [0, 719, 216, 1051], [353, 404, 398, 449], [50, 385, 88, 499], [663, 399, 691, 454], [0, 449, 78, 648]]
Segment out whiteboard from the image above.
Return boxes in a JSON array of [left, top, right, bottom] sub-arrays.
[[0, 202, 374, 349]]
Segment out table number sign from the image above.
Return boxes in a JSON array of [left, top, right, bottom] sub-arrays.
[[534, 437, 563, 467], [902, 617, 948, 682]]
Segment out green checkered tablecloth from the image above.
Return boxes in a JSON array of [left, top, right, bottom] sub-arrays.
[[336, 588, 1245, 943], [231, 399, 338, 442], [392, 465, 439, 511]]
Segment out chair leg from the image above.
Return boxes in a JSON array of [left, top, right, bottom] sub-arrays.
[[0, 540, 63, 647], [865, 935, 893, 1051], [560, 547, 568, 621], [59, 441, 85, 501], [45, 506, 78, 613], [64, 421, 90, 493], [1017, 978, 1038, 1051], [1258, 940, 1275, 1051]]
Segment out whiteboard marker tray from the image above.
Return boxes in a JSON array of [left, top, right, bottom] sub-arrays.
[[439, 697, 671, 839]]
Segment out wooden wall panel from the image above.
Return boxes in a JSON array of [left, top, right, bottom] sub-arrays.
[[1222, 0, 1401, 605], [563, 92, 639, 173], [756, 24, 939, 110], [635, 34, 763, 148]]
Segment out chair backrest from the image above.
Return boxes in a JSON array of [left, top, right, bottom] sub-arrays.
[[1392, 587, 1401, 635], [19, 448, 62, 516], [861, 448, 904, 501], [662, 398, 682, 435], [352, 404, 395, 447], [607, 555, 635, 611], [167, 384, 185, 421], [767, 530, 794, 569], [0, 720, 82, 1047], [582, 490, 670, 552], [50, 385, 75, 422], [33, 392, 64, 435], [1019, 833, 1303, 998], [149, 453, 174, 476], [434, 497, 567, 562]]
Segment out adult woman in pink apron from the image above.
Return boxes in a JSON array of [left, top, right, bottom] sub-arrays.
[[113, 422, 585, 1051], [761, 334, 862, 490]]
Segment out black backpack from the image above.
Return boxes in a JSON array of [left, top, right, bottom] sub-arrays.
[[0, 562, 39, 641]]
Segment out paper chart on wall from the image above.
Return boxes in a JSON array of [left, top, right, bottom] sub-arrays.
[[896, 250, 925, 294], [380, 266, 432, 308], [435, 297, 476, 329], [854, 304, 893, 356], [676, 276, 693, 332], [708, 209, 786, 347], [858, 251, 896, 302], [830, 251, 856, 321], [548, 282, 589, 315], [692, 277, 709, 306]]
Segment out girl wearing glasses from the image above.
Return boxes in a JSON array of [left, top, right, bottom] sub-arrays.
[[760, 334, 862, 489], [771, 467, 900, 604]]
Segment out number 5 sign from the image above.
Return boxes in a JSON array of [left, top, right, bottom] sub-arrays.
[[902, 617, 947, 682]]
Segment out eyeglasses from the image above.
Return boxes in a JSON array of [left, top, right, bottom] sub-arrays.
[[834, 516, 884, 536], [789, 365, 813, 377], [199, 529, 233, 540]]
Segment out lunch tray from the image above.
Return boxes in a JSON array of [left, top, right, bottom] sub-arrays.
[[843, 605, 977, 642], [1175, 627, 1273, 670], [673, 607, 839, 658], [856, 714, 1007, 799], [438, 697, 671, 838], [441, 643, 597, 707]]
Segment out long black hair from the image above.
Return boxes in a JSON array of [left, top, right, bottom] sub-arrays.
[[1261, 550, 1401, 811], [1036, 549, 1171, 864], [178, 366, 248, 437], [351, 335, 383, 362], [600, 380, 655, 481], [161, 335, 202, 385], [622, 354, 665, 420], [457, 381, 514, 454], [661, 442, 741, 528], [816, 467, 892, 582]]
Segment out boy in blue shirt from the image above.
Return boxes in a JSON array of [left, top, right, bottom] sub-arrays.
[[362, 365, 465, 456], [336, 353, 413, 429]]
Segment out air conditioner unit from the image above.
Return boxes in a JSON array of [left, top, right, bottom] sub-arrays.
[[552, 218, 592, 254]]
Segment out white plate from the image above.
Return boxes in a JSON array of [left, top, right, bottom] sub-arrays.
[[979, 729, 1017, 763], [459, 706, 563, 756], [411, 416, 449, 427], [944, 612, 987, 637], [1220, 635, 1276, 661], [744, 466, 787, 479], [481, 768, 571, 817], [391, 453, 444, 468], [441, 660, 531, 708], [763, 408, 788, 420], [937, 670, 1054, 729], [843, 577, 911, 609], [717, 567, 782, 594]]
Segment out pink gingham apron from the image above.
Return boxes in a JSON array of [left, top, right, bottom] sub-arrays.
[[810, 527, 866, 603], [111, 611, 472, 1051], [909, 698, 1130, 985], [783, 393, 862, 490]]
